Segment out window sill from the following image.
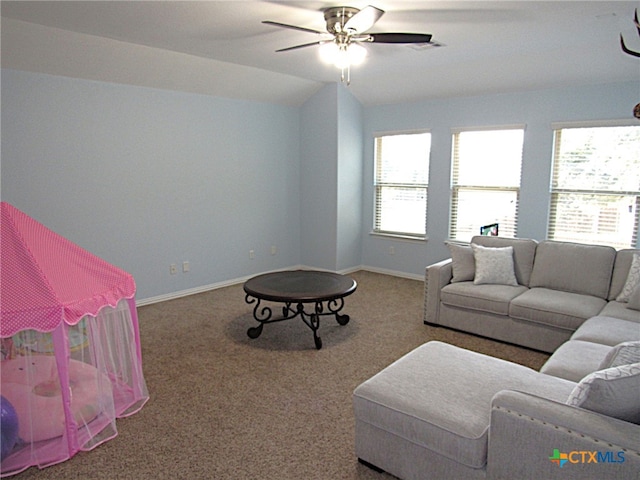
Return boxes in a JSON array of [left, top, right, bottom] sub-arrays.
[[369, 232, 428, 242]]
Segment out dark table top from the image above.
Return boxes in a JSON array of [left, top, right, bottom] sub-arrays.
[[243, 270, 357, 303]]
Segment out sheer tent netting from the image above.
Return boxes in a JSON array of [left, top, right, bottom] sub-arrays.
[[1, 202, 149, 477]]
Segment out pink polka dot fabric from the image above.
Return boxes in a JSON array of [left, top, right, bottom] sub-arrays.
[[1, 202, 136, 337]]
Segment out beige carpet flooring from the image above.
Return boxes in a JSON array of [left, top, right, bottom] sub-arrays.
[[14, 271, 548, 479]]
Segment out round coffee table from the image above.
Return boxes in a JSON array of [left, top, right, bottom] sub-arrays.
[[243, 270, 357, 349]]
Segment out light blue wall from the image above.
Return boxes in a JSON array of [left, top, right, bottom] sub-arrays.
[[300, 84, 339, 270], [1, 69, 302, 300], [3, 68, 638, 300], [361, 81, 640, 277], [336, 85, 364, 271]]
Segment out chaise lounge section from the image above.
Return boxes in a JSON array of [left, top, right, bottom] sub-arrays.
[[354, 329, 640, 479]]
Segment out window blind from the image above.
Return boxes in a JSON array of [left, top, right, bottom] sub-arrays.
[[548, 125, 640, 249], [450, 128, 524, 241], [373, 132, 430, 237]]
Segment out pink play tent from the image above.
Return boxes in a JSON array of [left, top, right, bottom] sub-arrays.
[[0, 202, 149, 477]]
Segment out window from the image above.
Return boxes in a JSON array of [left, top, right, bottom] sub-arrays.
[[549, 124, 640, 249], [450, 127, 524, 242], [373, 132, 431, 238]]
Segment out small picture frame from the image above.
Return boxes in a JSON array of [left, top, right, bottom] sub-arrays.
[[480, 223, 499, 236]]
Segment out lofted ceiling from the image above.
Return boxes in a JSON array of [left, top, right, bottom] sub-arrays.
[[2, 1, 639, 106]]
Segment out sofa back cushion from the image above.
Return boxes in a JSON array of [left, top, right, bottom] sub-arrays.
[[566, 362, 640, 424], [629, 285, 640, 311], [446, 243, 476, 283], [609, 249, 640, 301], [529, 240, 616, 299], [470, 236, 537, 286]]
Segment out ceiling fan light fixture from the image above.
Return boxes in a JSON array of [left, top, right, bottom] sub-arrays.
[[264, 4, 433, 86], [319, 41, 340, 64], [319, 42, 367, 69], [346, 42, 367, 66]]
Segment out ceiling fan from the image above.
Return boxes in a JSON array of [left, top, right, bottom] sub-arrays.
[[263, 5, 435, 84]]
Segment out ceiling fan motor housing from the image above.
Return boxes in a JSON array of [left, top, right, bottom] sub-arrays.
[[324, 6, 360, 34]]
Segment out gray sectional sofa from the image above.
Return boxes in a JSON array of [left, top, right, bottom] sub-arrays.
[[353, 238, 640, 480], [424, 236, 640, 352]]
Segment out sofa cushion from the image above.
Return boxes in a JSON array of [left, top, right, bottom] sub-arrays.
[[352, 341, 575, 470], [566, 362, 640, 424], [540, 340, 612, 382], [509, 288, 607, 331], [571, 316, 640, 346], [598, 300, 640, 322], [441, 282, 528, 316], [470, 236, 537, 286], [599, 341, 640, 369], [629, 284, 640, 311], [471, 244, 518, 286], [609, 249, 640, 300], [529, 241, 616, 299], [617, 253, 640, 302], [447, 242, 475, 283]]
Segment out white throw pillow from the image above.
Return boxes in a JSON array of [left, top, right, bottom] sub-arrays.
[[471, 244, 518, 286], [599, 341, 640, 369], [617, 253, 640, 302], [446, 242, 475, 283], [567, 362, 640, 424]]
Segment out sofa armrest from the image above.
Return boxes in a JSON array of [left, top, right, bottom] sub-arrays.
[[487, 390, 640, 479], [424, 258, 453, 325]]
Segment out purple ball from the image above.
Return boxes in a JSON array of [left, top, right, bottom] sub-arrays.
[[1, 395, 19, 460]]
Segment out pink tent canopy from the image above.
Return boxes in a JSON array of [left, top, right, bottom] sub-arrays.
[[0, 202, 148, 477], [1, 201, 136, 337]]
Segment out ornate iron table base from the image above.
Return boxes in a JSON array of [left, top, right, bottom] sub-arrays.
[[244, 296, 350, 350], [243, 270, 357, 350]]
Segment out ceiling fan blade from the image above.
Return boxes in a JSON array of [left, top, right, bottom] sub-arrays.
[[276, 41, 325, 53], [262, 20, 325, 35], [344, 5, 384, 33], [369, 33, 433, 44]]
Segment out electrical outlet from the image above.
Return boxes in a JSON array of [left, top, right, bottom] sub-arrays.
[[389, 246, 395, 255], [170, 264, 177, 275], [271, 245, 277, 255], [182, 261, 190, 273], [249, 250, 255, 259]]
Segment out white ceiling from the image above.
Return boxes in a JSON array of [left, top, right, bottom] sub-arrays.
[[2, 1, 639, 106]]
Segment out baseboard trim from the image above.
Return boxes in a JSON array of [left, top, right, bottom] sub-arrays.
[[136, 264, 423, 306], [136, 266, 302, 306], [136, 277, 249, 306], [359, 265, 424, 281]]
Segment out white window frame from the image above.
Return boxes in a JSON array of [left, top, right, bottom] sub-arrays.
[[449, 125, 525, 242], [373, 130, 431, 239], [548, 120, 640, 249]]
